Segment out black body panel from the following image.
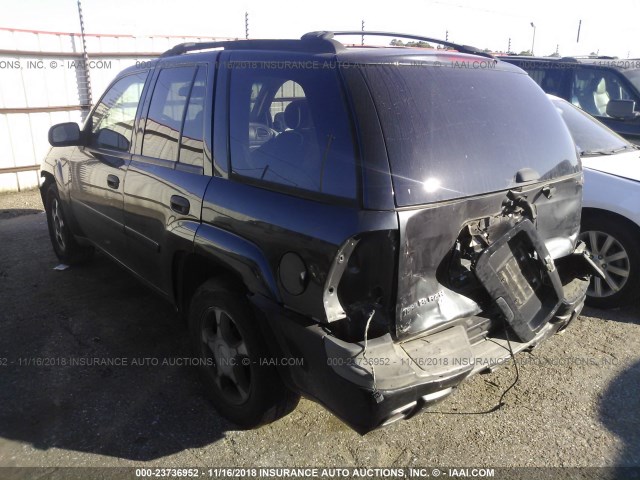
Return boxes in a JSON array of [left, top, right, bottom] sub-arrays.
[[38, 36, 594, 432]]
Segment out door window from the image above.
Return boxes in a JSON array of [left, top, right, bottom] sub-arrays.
[[571, 68, 638, 117], [228, 60, 357, 199], [178, 67, 207, 167], [525, 67, 565, 97], [142, 66, 197, 162], [89, 71, 148, 151]]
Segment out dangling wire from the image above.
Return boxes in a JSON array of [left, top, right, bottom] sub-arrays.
[[363, 309, 384, 403], [495, 320, 520, 408], [424, 319, 521, 415]]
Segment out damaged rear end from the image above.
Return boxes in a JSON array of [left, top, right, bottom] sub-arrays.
[[312, 56, 598, 432]]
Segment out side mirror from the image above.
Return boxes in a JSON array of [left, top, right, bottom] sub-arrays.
[[48, 122, 81, 147], [606, 100, 639, 121]]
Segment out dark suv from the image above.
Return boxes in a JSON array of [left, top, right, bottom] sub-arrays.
[[41, 31, 596, 433], [502, 55, 640, 144]]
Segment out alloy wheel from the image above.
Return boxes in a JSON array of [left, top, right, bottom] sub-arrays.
[[51, 197, 66, 250], [580, 230, 631, 298], [200, 307, 251, 405]]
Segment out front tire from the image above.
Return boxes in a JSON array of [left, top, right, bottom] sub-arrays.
[[580, 214, 640, 308], [44, 184, 93, 265], [189, 279, 299, 428]]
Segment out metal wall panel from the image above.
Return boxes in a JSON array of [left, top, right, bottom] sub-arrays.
[[0, 27, 230, 191]]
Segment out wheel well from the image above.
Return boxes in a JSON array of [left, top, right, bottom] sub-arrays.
[[582, 207, 640, 236], [173, 252, 248, 322], [40, 172, 55, 204]]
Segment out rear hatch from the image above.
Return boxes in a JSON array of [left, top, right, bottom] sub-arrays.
[[351, 55, 583, 341]]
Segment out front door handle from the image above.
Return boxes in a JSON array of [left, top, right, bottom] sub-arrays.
[[107, 174, 120, 189], [170, 195, 190, 215]]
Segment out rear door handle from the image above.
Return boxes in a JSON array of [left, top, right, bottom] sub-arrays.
[[107, 174, 120, 189], [170, 195, 190, 215]]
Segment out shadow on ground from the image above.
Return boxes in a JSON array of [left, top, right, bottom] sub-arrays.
[[583, 305, 640, 326], [0, 209, 42, 220], [599, 359, 640, 476], [0, 215, 231, 461]]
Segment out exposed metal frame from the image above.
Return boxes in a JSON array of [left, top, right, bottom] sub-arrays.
[[0, 165, 40, 174], [0, 49, 163, 58], [0, 105, 84, 114]]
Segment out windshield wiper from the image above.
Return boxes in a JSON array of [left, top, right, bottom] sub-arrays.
[[580, 145, 634, 156]]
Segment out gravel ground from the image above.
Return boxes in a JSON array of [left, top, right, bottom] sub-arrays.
[[0, 188, 43, 220], [0, 190, 639, 475]]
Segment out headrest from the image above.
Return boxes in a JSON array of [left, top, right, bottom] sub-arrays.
[[284, 99, 310, 129]]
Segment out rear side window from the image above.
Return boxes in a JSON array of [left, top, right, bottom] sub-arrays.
[[179, 67, 207, 167], [142, 66, 206, 165], [228, 59, 357, 199], [358, 64, 579, 206], [523, 67, 566, 97]]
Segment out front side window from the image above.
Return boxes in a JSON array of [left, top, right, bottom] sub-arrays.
[[228, 59, 357, 199], [89, 71, 148, 151], [571, 68, 638, 116], [142, 66, 197, 162], [625, 69, 640, 95]]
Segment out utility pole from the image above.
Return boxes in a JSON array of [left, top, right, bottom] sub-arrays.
[[446, 29, 449, 41], [361, 19, 365, 46], [508, 37, 511, 54], [245, 12, 249, 40], [576, 20, 581, 43], [530, 22, 536, 55], [76, 0, 92, 120], [555, 44, 559, 55]]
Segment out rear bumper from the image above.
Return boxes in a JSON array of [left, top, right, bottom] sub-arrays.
[[253, 276, 587, 434]]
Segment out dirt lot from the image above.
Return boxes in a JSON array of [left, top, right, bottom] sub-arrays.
[[0, 190, 639, 473]]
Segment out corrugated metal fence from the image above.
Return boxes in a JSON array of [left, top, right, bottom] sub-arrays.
[[0, 27, 231, 192]]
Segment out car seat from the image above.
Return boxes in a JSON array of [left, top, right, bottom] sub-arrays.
[[593, 78, 610, 116]]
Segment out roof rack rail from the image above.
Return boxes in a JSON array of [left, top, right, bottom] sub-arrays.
[[161, 41, 230, 57], [160, 31, 493, 59], [302, 30, 494, 58], [160, 37, 343, 58]]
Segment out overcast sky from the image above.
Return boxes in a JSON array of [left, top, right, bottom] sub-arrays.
[[2, 0, 638, 58]]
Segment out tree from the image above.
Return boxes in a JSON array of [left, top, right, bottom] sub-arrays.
[[389, 39, 432, 48], [406, 41, 432, 48], [519, 50, 533, 56]]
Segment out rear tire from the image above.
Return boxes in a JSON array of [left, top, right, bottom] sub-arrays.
[[44, 184, 93, 265], [580, 213, 640, 308], [189, 279, 299, 428]]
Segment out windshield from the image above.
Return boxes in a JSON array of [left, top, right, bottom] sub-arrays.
[[357, 64, 579, 206], [551, 97, 632, 155]]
